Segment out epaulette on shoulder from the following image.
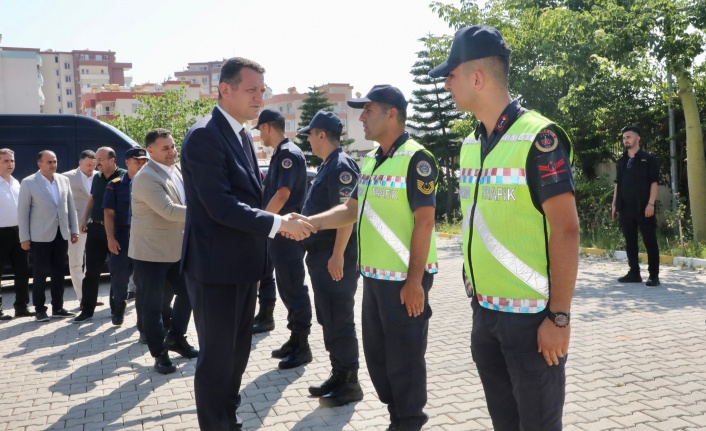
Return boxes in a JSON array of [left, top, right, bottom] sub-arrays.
[[111, 177, 121, 183]]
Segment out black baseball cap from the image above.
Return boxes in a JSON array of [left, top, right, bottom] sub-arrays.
[[347, 85, 408, 111], [298, 110, 343, 134], [253, 108, 285, 130], [621, 125, 641, 137], [429, 25, 512, 78], [126, 147, 148, 159]]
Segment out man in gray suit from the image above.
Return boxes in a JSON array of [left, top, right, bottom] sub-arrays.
[[62, 150, 96, 303], [130, 128, 197, 374], [18, 150, 79, 322]]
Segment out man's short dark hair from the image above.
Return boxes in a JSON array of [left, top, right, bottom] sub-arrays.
[[218, 57, 266, 99], [469, 56, 510, 87], [311, 128, 342, 145], [380, 103, 407, 126], [145, 128, 173, 147], [79, 150, 96, 161], [265, 120, 285, 133], [96, 147, 116, 159], [36, 150, 55, 162]]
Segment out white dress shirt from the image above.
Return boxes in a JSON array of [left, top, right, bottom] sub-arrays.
[[0, 175, 20, 227], [153, 160, 186, 205], [42, 174, 60, 206], [81, 170, 95, 195], [215, 105, 281, 238]]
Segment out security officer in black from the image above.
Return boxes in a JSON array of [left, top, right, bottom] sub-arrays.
[[254, 108, 312, 369], [103, 147, 147, 325], [299, 111, 363, 407], [74, 147, 126, 323]]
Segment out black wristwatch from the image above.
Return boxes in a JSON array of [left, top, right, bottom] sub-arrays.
[[547, 310, 571, 328]]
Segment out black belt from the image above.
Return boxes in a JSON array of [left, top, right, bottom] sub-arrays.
[[0, 226, 18, 231], [303, 240, 335, 253], [88, 220, 104, 226]]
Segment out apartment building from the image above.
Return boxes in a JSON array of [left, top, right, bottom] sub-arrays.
[[174, 60, 223, 95], [0, 47, 43, 113]]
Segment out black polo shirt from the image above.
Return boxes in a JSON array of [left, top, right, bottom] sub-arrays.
[[90, 167, 125, 221], [352, 132, 438, 211], [474, 100, 574, 210], [262, 139, 307, 215]]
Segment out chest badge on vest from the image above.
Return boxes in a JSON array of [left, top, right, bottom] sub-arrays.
[[417, 180, 434, 195], [534, 129, 558, 152]]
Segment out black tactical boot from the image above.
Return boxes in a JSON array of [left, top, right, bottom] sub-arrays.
[[278, 333, 312, 369], [111, 301, 127, 326], [319, 370, 364, 407], [309, 371, 346, 397], [252, 303, 275, 334], [272, 332, 298, 359]]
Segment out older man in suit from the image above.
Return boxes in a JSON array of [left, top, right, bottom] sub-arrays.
[[18, 150, 79, 322], [62, 150, 96, 303], [130, 128, 197, 375], [180, 57, 314, 430]]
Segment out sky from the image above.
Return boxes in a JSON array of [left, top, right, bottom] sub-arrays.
[[0, 0, 462, 100]]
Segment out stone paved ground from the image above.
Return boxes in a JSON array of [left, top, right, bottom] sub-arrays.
[[1, 238, 705, 430]]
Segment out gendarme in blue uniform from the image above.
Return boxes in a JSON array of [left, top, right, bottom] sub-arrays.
[[102, 173, 133, 303], [263, 139, 307, 215]]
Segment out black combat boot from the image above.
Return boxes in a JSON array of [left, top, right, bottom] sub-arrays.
[[278, 333, 312, 369], [252, 303, 275, 334], [272, 332, 298, 359], [319, 370, 364, 407], [111, 301, 127, 326], [309, 371, 347, 397]]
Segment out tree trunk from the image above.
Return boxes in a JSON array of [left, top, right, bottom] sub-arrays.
[[445, 163, 456, 220], [676, 72, 706, 242]]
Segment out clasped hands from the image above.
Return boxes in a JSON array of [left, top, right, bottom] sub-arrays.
[[278, 213, 316, 241]]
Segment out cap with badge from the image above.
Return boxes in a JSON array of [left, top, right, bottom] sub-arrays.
[[298, 110, 343, 134], [126, 147, 148, 159], [347, 84, 408, 112], [429, 25, 512, 78], [621, 125, 641, 137], [253, 108, 285, 130]]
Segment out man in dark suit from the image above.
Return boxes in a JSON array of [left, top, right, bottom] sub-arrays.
[[180, 57, 314, 431]]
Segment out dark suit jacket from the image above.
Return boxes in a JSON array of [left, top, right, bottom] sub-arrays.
[[180, 106, 275, 284]]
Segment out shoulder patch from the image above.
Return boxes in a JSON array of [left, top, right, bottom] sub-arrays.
[[417, 180, 435, 195], [534, 129, 559, 152], [111, 177, 121, 183], [416, 160, 432, 177], [281, 158, 293, 169], [537, 151, 571, 187], [339, 186, 353, 203], [339, 171, 353, 184]]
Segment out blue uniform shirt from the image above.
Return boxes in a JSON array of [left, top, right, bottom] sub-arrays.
[[102, 173, 132, 228], [262, 138, 307, 215], [302, 147, 360, 246]]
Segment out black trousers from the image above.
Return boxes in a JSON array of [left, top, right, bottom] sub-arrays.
[[135, 279, 174, 334], [108, 227, 132, 302], [471, 297, 566, 431], [31, 228, 68, 313], [258, 257, 276, 305], [133, 259, 191, 358], [186, 275, 257, 431], [269, 236, 311, 334], [306, 244, 359, 372], [81, 222, 109, 313], [0, 226, 30, 311], [619, 212, 660, 277], [362, 273, 433, 431]]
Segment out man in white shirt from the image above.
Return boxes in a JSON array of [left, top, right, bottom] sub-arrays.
[[62, 150, 97, 304], [0, 148, 32, 319], [18, 150, 79, 322]]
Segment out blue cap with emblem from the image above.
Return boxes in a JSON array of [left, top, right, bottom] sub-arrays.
[[429, 25, 512, 78], [126, 147, 148, 159], [347, 84, 408, 112], [298, 110, 343, 134], [253, 108, 285, 130]]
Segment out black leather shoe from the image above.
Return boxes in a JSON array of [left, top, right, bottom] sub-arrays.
[[309, 371, 346, 397], [52, 309, 76, 318], [164, 334, 199, 359], [154, 351, 176, 374], [72, 311, 93, 323], [0, 313, 12, 321], [111, 301, 126, 326], [319, 371, 364, 407], [618, 272, 642, 283], [646, 276, 661, 287], [278, 344, 312, 369], [35, 312, 49, 322], [272, 333, 298, 359], [14, 308, 35, 318]]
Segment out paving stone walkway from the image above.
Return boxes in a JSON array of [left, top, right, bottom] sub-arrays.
[[1, 238, 705, 430]]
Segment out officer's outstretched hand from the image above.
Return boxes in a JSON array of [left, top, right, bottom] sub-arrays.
[[537, 318, 570, 366], [279, 213, 316, 241], [400, 281, 425, 317], [328, 254, 344, 281]]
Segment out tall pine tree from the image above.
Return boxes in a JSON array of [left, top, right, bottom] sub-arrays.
[[409, 35, 464, 219], [295, 86, 334, 166]]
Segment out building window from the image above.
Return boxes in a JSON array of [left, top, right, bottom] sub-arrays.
[[101, 69, 105, 74], [67, 101, 73, 108], [105, 106, 110, 113], [55, 70, 59, 76], [285, 121, 294, 132], [95, 54, 103, 61], [66, 88, 72, 96], [54, 56, 58, 63], [65, 75, 72, 83], [58, 95, 61, 102], [80, 54, 90, 60], [191, 79, 196, 84], [64, 62, 71, 69], [132, 103, 139, 113], [59, 108, 63, 114], [56, 82, 61, 89], [202, 77, 208, 83]]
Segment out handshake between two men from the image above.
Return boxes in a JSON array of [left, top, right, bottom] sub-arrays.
[[277, 213, 316, 241]]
